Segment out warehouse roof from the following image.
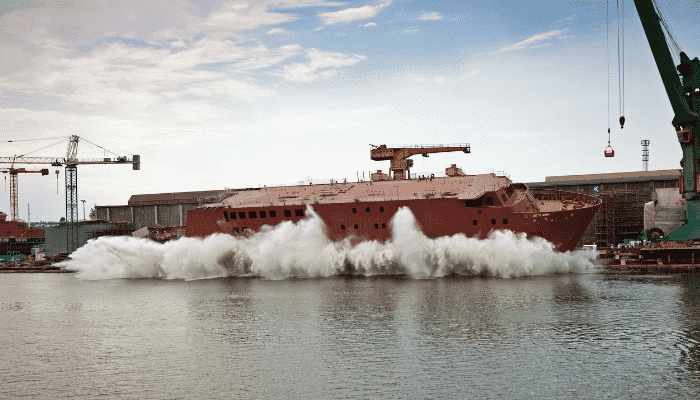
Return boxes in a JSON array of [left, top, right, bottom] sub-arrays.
[[128, 190, 230, 206], [527, 169, 680, 187]]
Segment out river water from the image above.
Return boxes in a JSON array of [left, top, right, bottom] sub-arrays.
[[1, 271, 699, 399], [2, 209, 700, 398]]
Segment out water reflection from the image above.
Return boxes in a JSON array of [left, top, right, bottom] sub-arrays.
[[677, 274, 700, 379]]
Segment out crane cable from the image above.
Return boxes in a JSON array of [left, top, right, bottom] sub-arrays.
[[618, 0, 625, 129], [606, 0, 612, 147], [652, 0, 682, 64]]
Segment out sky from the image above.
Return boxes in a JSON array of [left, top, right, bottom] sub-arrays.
[[1, 0, 700, 222]]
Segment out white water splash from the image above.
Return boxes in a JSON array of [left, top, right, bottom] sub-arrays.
[[57, 207, 596, 280]]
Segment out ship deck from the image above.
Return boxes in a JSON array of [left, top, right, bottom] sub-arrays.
[[205, 174, 512, 209]]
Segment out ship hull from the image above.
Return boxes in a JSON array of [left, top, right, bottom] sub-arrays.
[[185, 191, 600, 252]]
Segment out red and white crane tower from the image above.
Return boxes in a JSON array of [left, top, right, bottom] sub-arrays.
[[1, 166, 49, 222]]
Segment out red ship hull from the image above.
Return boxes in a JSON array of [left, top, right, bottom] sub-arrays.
[[185, 185, 601, 252], [0, 213, 45, 258]]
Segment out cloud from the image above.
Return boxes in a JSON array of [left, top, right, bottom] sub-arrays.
[[0, 33, 285, 109], [457, 71, 479, 81], [492, 30, 568, 54], [418, 12, 442, 21], [404, 28, 419, 34], [363, 22, 377, 27], [267, 28, 287, 34], [281, 48, 366, 82], [318, 1, 391, 25]]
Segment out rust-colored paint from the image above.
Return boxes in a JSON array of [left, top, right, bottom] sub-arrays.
[[185, 174, 602, 253]]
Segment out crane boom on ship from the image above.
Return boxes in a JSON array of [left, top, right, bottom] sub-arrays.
[[634, 0, 700, 240], [370, 143, 470, 180]]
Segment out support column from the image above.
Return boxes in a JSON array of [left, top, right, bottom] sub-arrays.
[[65, 164, 78, 253], [179, 204, 183, 226]]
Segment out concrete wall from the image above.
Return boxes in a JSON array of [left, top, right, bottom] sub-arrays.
[[45, 222, 136, 256]]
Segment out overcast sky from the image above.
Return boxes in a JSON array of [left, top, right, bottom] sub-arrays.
[[1, 0, 699, 222]]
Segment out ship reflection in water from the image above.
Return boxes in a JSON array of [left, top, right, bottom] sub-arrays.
[[57, 206, 595, 280]]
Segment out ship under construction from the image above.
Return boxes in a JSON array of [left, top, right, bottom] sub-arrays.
[[185, 144, 602, 252]]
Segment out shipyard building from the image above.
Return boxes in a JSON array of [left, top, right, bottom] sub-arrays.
[[94, 169, 682, 249]]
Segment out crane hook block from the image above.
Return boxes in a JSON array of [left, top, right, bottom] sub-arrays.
[[619, 116, 625, 129]]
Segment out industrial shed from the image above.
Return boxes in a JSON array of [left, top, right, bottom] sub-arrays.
[[528, 169, 681, 248], [95, 189, 236, 230]]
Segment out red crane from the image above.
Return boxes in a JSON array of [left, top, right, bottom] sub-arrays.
[[1, 167, 49, 221]]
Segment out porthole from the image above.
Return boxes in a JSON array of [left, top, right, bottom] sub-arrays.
[[491, 219, 496, 225], [374, 223, 379, 229], [354, 224, 358, 229]]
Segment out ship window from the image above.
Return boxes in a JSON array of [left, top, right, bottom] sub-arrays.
[[491, 219, 496, 225], [501, 194, 507, 203], [230, 211, 237, 220], [382, 223, 386, 228], [341, 225, 345, 230], [380, 206, 384, 212], [354, 224, 358, 229], [484, 196, 494, 205], [233, 227, 239, 234], [260, 210, 267, 218], [223, 211, 229, 222], [506, 185, 515, 197], [503, 219, 508, 224], [464, 199, 482, 207], [374, 223, 379, 229], [239, 212, 246, 219], [243, 227, 250, 233], [295, 209, 304, 217], [18, 224, 25, 229], [249, 211, 257, 219], [473, 220, 478, 225], [352, 208, 357, 213], [366, 207, 370, 213], [284, 210, 291, 217], [270, 210, 277, 218]]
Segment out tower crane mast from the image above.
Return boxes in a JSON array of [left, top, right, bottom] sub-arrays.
[[0, 135, 140, 252], [1, 167, 49, 222]]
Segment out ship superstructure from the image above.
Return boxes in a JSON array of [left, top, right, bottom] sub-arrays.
[[185, 145, 601, 252], [0, 212, 45, 261]]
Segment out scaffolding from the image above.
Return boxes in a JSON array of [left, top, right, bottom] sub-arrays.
[[593, 189, 647, 248]]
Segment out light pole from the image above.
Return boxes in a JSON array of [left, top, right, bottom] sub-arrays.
[[81, 199, 86, 220]]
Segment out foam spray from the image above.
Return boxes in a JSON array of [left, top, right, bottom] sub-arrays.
[[57, 207, 596, 280]]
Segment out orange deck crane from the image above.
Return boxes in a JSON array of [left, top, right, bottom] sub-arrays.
[[370, 143, 471, 180], [1, 135, 140, 252], [1, 167, 49, 221]]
